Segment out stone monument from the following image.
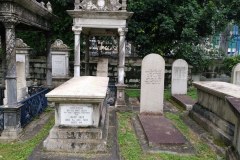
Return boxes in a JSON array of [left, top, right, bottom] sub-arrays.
[[231, 63, 240, 86], [140, 53, 165, 114], [96, 58, 109, 77], [44, 76, 109, 153], [171, 59, 188, 95], [51, 39, 71, 87]]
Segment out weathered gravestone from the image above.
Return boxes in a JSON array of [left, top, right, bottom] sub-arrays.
[[140, 53, 165, 114], [231, 63, 240, 86], [171, 59, 188, 95], [51, 39, 71, 87], [97, 58, 108, 77], [51, 39, 70, 78]]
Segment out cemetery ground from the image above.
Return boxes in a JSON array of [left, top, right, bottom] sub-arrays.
[[0, 88, 226, 160]]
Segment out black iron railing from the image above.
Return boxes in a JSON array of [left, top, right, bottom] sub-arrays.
[[20, 88, 49, 127], [0, 108, 3, 132]]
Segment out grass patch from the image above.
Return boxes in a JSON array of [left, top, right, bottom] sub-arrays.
[[0, 112, 54, 160], [117, 112, 219, 160], [187, 87, 197, 100], [126, 89, 140, 98]]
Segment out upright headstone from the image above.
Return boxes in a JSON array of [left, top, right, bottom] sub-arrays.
[[16, 62, 27, 101], [51, 39, 70, 78], [97, 58, 108, 77], [140, 53, 165, 114], [171, 59, 188, 95], [232, 63, 240, 86], [51, 39, 71, 87]]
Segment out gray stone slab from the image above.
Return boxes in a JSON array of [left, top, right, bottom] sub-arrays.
[[139, 114, 186, 145]]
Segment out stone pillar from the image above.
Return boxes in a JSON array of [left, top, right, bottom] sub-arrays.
[[4, 22, 17, 106], [0, 21, 23, 140], [115, 28, 128, 108], [45, 32, 52, 88], [85, 35, 90, 76], [0, 30, 6, 88], [72, 26, 82, 77]]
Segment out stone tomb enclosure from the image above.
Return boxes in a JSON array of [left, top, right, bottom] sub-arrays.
[[232, 63, 240, 85], [171, 59, 188, 95], [44, 76, 109, 153], [191, 81, 240, 146], [140, 53, 165, 114]]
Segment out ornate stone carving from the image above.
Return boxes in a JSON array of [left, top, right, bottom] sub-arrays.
[[47, 2, 52, 13], [109, 0, 122, 11], [51, 39, 70, 50], [15, 38, 29, 48], [77, 0, 122, 11]]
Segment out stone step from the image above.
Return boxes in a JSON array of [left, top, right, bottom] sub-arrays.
[[48, 126, 103, 140], [43, 137, 107, 153]]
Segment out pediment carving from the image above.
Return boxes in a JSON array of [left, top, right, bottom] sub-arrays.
[[76, 0, 122, 11]]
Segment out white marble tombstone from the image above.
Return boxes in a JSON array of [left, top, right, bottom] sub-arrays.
[[96, 58, 109, 77], [16, 62, 27, 101], [171, 59, 188, 95], [51, 39, 70, 78], [232, 63, 240, 86], [140, 53, 165, 114]]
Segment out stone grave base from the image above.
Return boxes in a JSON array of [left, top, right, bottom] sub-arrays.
[[43, 107, 109, 153], [171, 94, 196, 110], [132, 114, 195, 154], [189, 104, 234, 145]]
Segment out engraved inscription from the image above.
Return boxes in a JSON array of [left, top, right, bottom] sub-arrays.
[[52, 55, 66, 76], [173, 67, 187, 80], [144, 69, 161, 84], [60, 105, 93, 126]]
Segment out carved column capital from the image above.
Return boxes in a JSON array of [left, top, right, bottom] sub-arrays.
[[2, 18, 19, 29], [72, 25, 82, 34], [118, 28, 128, 36]]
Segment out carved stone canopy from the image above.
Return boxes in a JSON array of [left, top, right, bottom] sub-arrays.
[[51, 39, 71, 51], [77, 0, 122, 11]]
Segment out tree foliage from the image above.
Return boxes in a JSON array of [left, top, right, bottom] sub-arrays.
[[127, 0, 230, 57]]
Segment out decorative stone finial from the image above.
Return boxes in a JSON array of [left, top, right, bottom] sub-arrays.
[[51, 39, 70, 50], [40, 1, 45, 8], [109, 0, 122, 11], [15, 38, 30, 48], [47, 2, 53, 13]]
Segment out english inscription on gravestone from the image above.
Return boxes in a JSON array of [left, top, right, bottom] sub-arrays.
[[52, 54, 66, 76], [140, 53, 165, 114], [171, 59, 188, 95], [60, 104, 93, 127]]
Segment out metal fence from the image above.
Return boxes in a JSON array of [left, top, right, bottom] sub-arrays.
[[0, 108, 3, 132], [20, 88, 49, 127]]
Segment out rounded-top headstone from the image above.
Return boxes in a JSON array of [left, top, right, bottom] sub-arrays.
[[140, 53, 165, 114], [232, 63, 240, 85], [171, 59, 188, 95]]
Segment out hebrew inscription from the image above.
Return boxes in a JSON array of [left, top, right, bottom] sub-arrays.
[[144, 69, 162, 84], [173, 67, 187, 80]]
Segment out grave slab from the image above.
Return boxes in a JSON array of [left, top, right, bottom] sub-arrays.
[[172, 94, 196, 110], [139, 114, 186, 145]]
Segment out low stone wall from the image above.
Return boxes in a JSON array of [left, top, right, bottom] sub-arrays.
[[0, 56, 192, 88]]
